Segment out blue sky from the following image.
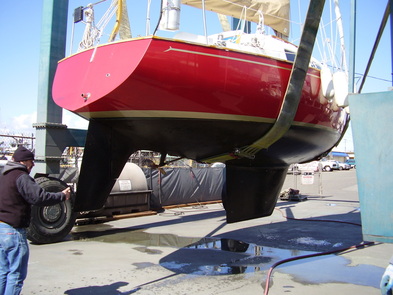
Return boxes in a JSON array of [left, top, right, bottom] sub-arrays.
[[0, 0, 391, 153]]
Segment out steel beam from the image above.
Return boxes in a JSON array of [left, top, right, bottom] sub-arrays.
[[33, 0, 87, 175]]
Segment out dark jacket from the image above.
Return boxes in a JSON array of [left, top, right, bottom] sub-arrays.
[[0, 161, 65, 228]]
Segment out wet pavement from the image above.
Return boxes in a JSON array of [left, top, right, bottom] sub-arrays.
[[22, 169, 393, 294]]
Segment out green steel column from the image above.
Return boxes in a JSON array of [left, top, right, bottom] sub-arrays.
[[390, 0, 393, 86], [349, 91, 393, 243], [33, 0, 69, 175], [349, 0, 356, 93]]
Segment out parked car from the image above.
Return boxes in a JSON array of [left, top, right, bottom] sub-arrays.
[[288, 161, 321, 174], [320, 160, 339, 172], [345, 159, 356, 168], [338, 161, 351, 170], [297, 161, 321, 172]]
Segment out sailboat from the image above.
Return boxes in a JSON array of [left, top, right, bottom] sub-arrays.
[[52, 0, 349, 223]]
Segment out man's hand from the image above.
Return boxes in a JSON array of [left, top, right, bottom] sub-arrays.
[[62, 187, 71, 201]]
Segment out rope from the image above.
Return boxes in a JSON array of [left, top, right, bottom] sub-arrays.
[[78, 0, 119, 51]]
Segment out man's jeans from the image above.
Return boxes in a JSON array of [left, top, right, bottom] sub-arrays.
[[0, 223, 29, 295]]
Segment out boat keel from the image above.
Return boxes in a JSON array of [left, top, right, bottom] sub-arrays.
[[223, 164, 289, 223], [74, 119, 135, 212]]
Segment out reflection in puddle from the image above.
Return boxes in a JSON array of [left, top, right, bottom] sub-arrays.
[[71, 227, 311, 275], [71, 225, 384, 287], [71, 227, 202, 248], [160, 237, 311, 275], [161, 238, 384, 287]]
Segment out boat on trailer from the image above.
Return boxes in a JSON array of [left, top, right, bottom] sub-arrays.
[[52, 0, 349, 222]]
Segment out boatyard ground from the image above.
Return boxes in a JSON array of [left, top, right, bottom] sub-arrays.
[[22, 169, 393, 294]]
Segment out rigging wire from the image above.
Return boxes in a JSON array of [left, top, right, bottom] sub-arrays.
[[356, 73, 392, 84]]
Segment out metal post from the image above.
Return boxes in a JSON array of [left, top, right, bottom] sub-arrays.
[[33, 0, 69, 175], [349, 0, 356, 93], [390, 0, 393, 87], [33, 0, 87, 176]]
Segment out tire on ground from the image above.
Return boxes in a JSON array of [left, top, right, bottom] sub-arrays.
[[27, 177, 77, 244]]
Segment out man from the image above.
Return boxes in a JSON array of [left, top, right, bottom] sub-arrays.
[[0, 146, 70, 295]]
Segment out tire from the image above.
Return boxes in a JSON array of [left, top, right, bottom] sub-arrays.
[[324, 166, 332, 172], [27, 177, 77, 244]]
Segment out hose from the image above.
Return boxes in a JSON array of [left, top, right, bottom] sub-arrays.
[[263, 207, 376, 295]]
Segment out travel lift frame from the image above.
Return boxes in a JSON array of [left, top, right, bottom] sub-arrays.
[[33, 0, 86, 177], [31, 0, 325, 243], [29, 0, 85, 244]]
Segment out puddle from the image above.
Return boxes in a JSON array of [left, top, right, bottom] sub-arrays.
[[71, 227, 202, 248], [71, 225, 384, 286], [160, 237, 313, 275], [72, 227, 312, 275], [160, 238, 385, 286], [279, 255, 384, 288]]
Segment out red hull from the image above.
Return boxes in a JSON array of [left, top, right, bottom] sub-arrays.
[[53, 37, 345, 131]]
